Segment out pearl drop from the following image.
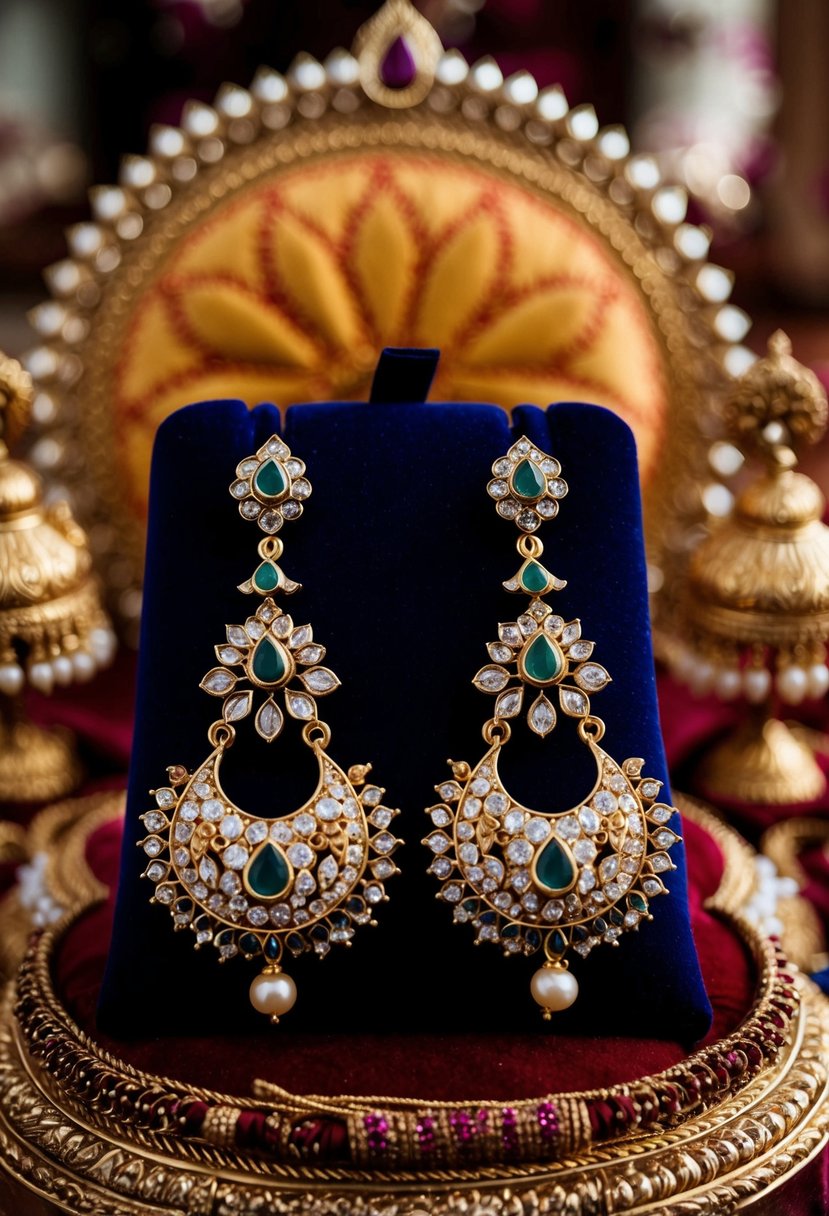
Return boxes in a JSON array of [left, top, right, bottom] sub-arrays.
[[249, 969, 297, 1020], [714, 667, 741, 701], [687, 659, 715, 697], [0, 663, 24, 695], [52, 655, 74, 686], [777, 666, 808, 706], [89, 626, 116, 665], [806, 663, 829, 700], [530, 964, 579, 1013], [71, 651, 96, 682], [743, 666, 771, 704], [28, 661, 54, 694]]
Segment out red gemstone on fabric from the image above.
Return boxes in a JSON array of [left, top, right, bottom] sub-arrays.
[[379, 36, 416, 88]]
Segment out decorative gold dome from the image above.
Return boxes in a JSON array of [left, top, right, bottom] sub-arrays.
[[675, 330, 829, 803]]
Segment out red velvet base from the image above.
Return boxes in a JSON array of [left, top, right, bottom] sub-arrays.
[[53, 812, 753, 1102]]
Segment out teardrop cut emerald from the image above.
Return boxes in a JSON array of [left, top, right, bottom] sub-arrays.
[[251, 636, 287, 685], [511, 458, 545, 500], [534, 838, 576, 894], [521, 633, 562, 684], [253, 561, 280, 593], [254, 459, 286, 500], [520, 560, 549, 594], [630, 893, 648, 912], [245, 843, 290, 900]]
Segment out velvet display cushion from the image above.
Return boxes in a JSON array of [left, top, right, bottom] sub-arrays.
[[98, 365, 711, 1039]]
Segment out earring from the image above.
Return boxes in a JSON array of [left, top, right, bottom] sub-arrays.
[[139, 434, 401, 1023], [423, 437, 680, 1019]]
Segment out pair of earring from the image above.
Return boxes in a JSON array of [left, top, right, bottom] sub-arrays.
[[140, 432, 680, 1023]]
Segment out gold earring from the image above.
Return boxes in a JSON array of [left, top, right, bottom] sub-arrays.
[[139, 435, 401, 1022], [423, 437, 680, 1019]]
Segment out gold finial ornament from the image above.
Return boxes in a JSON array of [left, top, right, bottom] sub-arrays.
[[674, 331, 829, 803], [352, 0, 443, 109], [0, 351, 116, 805]]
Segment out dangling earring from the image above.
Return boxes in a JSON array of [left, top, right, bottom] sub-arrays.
[[140, 435, 401, 1022], [423, 437, 680, 1019]]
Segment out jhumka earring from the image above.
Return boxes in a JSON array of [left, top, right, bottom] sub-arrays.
[[423, 438, 681, 1019], [140, 435, 401, 1022]]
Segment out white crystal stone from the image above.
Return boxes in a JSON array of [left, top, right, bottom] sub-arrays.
[[561, 689, 587, 716], [488, 479, 509, 498], [578, 808, 601, 833], [374, 832, 395, 854], [245, 822, 267, 845], [223, 844, 249, 870], [470, 777, 491, 796], [506, 839, 533, 865], [457, 822, 474, 840], [499, 623, 522, 646], [426, 832, 451, 854], [557, 816, 580, 841], [525, 818, 550, 843], [370, 808, 393, 829], [315, 797, 339, 821], [143, 837, 163, 857], [202, 669, 234, 693], [459, 843, 479, 864], [287, 692, 315, 719], [573, 839, 597, 864], [429, 804, 450, 828], [529, 695, 556, 736], [484, 793, 508, 815], [220, 815, 243, 840], [287, 843, 314, 868], [475, 666, 509, 692], [504, 810, 525, 833], [592, 791, 617, 814], [201, 799, 224, 821], [598, 855, 619, 882], [224, 692, 252, 722], [199, 857, 218, 886], [578, 869, 596, 894], [575, 663, 610, 691], [303, 668, 338, 693]]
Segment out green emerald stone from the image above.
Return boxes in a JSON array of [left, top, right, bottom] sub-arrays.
[[511, 458, 545, 501], [520, 560, 549, 595], [534, 838, 575, 893], [253, 561, 280, 593], [254, 458, 286, 499], [630, 893, 648, 912], [522, 633, 562, 684], [246, 843, 290, 899], [251, 636, 287, 684]]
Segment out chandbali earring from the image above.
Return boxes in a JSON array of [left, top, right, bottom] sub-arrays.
[[140, 435, 401, 1022], [423, 437, 680, 1019]]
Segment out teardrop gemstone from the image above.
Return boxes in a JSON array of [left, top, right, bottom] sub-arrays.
[[630, 892, 648, 913], [251, 636, 288, 685], [253, 561, 280, 593], [245, 843, 290, 900], [380, 35, 416, 88], [254, 459, 287, 500], [511, 458, 545, 500], [520, 559, 550, 594], [534, 837, 576, 894], [521, 633, 562, 684]]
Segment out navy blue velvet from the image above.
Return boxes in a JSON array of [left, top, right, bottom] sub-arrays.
[[99, 369, 712, 1039], [370, 347, 439, 403]]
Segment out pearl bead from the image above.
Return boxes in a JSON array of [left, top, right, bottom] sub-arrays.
[[687, 659, 715, 697], [0, 663, 24, 695], [776, 666, 808, 706], [89, 627, 116, 665], [52, 655, 74, 686], [807, 663, 829, 700], [714, 667, 741, 701], [28, 661, 53, 694], [71, 651, 96, 682], [530, 964, 579, 1014], [249, 969, 297, 1021], [743, 666, 771, 704]]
